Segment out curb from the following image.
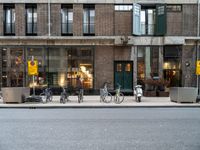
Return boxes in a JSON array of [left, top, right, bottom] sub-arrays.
[[0, 104, 200, 109]]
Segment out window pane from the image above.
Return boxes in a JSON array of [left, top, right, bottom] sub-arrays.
[[83, 10, 88, 23], [90, 24, 94, 33], [125, 63, 131, 72], [68, 11, 73, 21], [83, 24, 88, 33], [6, 9, 11, 23], [90, 10, 95, 23], [117, 64, 122, 72], [27, 9, 32, 23], [61, 9, 67, 23]]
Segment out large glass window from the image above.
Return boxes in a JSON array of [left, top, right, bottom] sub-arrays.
[[1, 47, 24, 87], [48, 47, 93, 89], [141, 8, 156, 35], [137, 46, 159, 81], [26, 4, 37, 35], [26, 47, 47, 87], [83, 5, 95, 35], [163, 46, 182, 87], [4, 4, 15, 35], [68, 47, 93, 89], [61, 5, 73, 35]]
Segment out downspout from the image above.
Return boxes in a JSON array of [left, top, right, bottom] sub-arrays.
[[48, 0, 51, 37], [197, 0, 199, 92]]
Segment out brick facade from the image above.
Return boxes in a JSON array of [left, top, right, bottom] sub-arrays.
[[15, 4, 25, 36], [114, 46, 131, 60], [73, 4, 83, 36], [51, 4, 61, 36], [95, 4, 114, 36], [182, 5, 198, 36], [95, 46, 114, 89], [167, 12, 183, 36], [38, 4, 48, 36], [114, 11, 132, 36]]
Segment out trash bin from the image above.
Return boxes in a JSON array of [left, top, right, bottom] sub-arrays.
[[2, 87, 30, 103]]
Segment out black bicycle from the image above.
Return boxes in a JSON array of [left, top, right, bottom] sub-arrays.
[[40, 88, 53, 103]]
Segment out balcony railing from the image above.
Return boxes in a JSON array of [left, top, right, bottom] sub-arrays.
[[83, 23, 95, 34], [61, 23, 73, 35], [4, 23, 15, 35], [26, 23, 37, 35], [141, 23, 154, 35]]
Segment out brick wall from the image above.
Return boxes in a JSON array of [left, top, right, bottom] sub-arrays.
[[0, 4, 3, 36], [167, 12, 183, 36], [114, 46, 131, 60], [182, 5, 198, 36], [114, 11, 132, 36], [15, 4, 25, 36], [73, 4, 83, 36], [94, 46, 114, 89], [95, 4, 114, 36], [51, 4, 61, 36], [38, 4, 48, 36]]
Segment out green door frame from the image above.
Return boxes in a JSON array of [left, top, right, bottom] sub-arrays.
[[114, 61, 133, 90]]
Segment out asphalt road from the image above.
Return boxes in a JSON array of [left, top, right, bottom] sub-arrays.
[[0, 108, 199, 150]]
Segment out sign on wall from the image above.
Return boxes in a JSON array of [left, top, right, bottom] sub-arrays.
[[28, 60, 38, 75], [196, 60, 200, 75]]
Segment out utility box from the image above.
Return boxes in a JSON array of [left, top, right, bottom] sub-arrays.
[[2, 87, 30, 103], [170, 87, 197, 103]]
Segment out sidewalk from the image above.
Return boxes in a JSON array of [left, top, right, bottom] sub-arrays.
[[0, 96, 199, 108]]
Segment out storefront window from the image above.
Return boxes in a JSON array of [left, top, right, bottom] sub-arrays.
[[1, 47, 24, 87], [68, 47, 93, 89], [163, 46, 182, 87], [137, 46, 159, 81], [26, 47, 47, 88], [1, 46, 94, 90], [48, 47, 68, 87]]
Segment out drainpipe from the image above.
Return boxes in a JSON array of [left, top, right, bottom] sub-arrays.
[[48, 0, 51, 37], [197, 0, 200, 94]]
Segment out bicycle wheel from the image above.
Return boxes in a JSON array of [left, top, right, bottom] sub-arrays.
[[102, 92, 112, 103], [114, 93, 124, 104], [49, 94, 53, 102]]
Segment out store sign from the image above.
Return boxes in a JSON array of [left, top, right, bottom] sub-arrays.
[[28, 60, 38, 75], [196, 60, 200, 75]]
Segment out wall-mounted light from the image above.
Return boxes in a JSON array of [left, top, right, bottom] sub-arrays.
[[185, 61, 190, 67]]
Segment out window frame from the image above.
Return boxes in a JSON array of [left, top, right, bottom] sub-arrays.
[[26, 4, 37, 36], [61, 4, 73, 36], [3, 4, 15, 36], [83, 4, 95, 36]]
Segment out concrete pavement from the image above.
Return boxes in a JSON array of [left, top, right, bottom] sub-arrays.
[[0, 96, 200, 108]]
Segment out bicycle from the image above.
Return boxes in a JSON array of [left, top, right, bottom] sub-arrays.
[[40, 88, 53, 103], [114, 84, 124, 104], [60, 87, 70, 104], [78, 88, 84, 103], [100, 82, 112, 103]]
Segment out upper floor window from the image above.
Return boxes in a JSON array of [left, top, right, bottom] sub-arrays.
[[141, 8, 156, 35], [167, 5, 182, 12], [132, 4, 166, 36], [26, 4, 37, 35], [115, 5, 132, 11], [4, 4, 15, 35], [61, 4, 73, 36], [83, 5, 95, 36]]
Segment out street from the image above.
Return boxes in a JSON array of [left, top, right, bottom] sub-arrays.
[[0, 108, 199, 150]]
